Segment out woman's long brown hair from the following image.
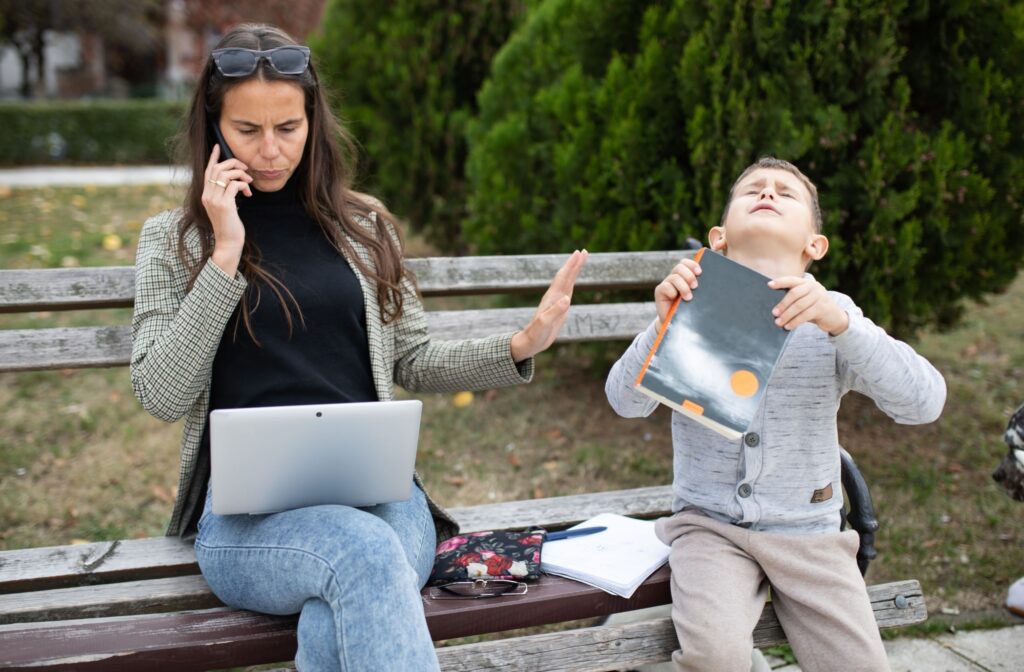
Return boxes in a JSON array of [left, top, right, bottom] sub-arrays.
[[174, 23, 407, 344]]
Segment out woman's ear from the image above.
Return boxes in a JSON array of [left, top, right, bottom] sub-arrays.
[[708, 226, 727, 252], [805, 233, 829, 261]]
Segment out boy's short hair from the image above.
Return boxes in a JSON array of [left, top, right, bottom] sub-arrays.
[[721, 157, 823, 233]]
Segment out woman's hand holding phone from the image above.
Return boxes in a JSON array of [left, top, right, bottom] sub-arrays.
[[202, 144, 253, 277]]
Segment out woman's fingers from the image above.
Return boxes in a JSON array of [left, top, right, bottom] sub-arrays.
[[212, 168, 253, 185], [534, 295, 571, 345], [540, 250, 587, 311], [204, 144, 220, 180], [549, 250, 588, 298], [513, 294, 571, 360], [222, 176, 253, 199]]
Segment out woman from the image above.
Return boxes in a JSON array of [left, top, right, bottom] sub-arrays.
[[130, 23, 586, 670]]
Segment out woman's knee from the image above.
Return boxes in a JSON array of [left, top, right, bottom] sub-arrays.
[[316, 510, 418, 589]]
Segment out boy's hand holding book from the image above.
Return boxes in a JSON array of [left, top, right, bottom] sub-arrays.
[[768, 276, 849, 336], [655, 257, 703, 328]]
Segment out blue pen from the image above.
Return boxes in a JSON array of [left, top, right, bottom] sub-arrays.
[[545, 526, 608, 541]]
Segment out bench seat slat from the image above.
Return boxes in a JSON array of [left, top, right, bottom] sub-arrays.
[[0, 581, 926, 672], [0, 607, 297, 672], [0, 251, 690, 313], [0, 565, 670, 629], [0, 303, 657, 372], [439, 580, 927, 671], [0, 486, 672, 594], [0, 575, 220, 625]]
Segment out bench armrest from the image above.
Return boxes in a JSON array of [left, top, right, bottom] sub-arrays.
[[840, 446, 880, 576]]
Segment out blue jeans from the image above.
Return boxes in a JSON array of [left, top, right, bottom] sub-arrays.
[[194, 482, 439, 671]]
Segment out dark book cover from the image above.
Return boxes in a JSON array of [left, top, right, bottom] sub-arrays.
[[634, 248, 793, 440]]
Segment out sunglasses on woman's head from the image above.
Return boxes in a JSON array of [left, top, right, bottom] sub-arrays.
[[210, 46, 311, 77]]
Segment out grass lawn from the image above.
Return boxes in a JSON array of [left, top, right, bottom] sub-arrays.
[[1, 184, 1021, 631]]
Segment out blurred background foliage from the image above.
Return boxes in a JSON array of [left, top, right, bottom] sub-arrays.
[[0, 100, 184, 164], [461, 0, 1024, 337], [311, 0, 531, 252], [3, 0, 1023, 336]]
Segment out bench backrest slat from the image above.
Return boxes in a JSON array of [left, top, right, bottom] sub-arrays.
[[0, 302, 658, 372], [0, 251, 690, 313]]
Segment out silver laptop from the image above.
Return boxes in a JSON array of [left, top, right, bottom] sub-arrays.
[[209, 400, 422, 515]]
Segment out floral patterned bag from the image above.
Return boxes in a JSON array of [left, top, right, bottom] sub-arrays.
[[428, 528, 546, 586]]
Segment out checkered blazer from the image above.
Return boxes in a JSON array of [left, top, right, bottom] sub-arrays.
[[131, 207, 533, 540]]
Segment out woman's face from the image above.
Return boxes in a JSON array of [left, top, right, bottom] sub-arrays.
[[218, 79, 309, 193]]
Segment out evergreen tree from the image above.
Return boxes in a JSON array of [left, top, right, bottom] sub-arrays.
[[313, 0, 527, 252], [466, 0, 1024, 335]]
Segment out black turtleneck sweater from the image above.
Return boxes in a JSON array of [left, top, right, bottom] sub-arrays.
[[206, 175, 378, 417]]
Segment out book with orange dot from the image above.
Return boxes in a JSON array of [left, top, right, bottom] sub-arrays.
[[634, 248, 793, 440]]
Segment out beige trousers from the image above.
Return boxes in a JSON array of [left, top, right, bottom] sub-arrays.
[[655, 509, 890, 672]]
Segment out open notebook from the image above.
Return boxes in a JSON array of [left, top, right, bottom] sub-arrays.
[[540, 512, 670, 598]]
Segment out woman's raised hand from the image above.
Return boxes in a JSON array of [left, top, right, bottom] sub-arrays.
[[202, 144, 253, 276], [510, 250, 589, 362]]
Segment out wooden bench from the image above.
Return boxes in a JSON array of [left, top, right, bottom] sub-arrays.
[[0, 251, 927, 670]]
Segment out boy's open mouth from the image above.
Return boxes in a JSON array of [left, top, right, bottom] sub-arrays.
[[750, 203, 780, 214]]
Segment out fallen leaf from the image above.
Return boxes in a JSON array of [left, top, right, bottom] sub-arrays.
[[443, 475, 465, 487], [102, 234, 123, 251], [69, 538, 91, 545], [507, 453, 522, 468], [532, 486, 545, 499], [152, 485, 174, 503], [452, 391, 474, 408]]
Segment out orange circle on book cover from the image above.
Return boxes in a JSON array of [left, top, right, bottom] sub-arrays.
[[730, 369, 759, 397]]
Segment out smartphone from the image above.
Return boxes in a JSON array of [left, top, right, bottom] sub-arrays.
[[208, 112, 235, 160]]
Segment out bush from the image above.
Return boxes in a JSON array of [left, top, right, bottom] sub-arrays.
[[465, 0, 1024, 336], [0, 99, 184, 165], [312, 0, 528, 252]]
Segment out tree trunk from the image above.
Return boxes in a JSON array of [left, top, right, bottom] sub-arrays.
[[18, 49, 32, 99], [32, 28, 46, 98]]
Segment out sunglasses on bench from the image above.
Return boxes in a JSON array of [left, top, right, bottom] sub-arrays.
[[210, 46, 311, 77], [427, 579, 529, 600]]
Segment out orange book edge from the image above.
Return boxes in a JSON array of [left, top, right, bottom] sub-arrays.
[[634, 247, 706, 388]]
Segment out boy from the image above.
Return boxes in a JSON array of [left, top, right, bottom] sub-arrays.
[[605, 157, 946, 671]]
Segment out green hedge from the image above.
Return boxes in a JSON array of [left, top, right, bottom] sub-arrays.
[[312, 0, 528, 252], [0, 100, 184, 165], [465, 0, 1024, 336]]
